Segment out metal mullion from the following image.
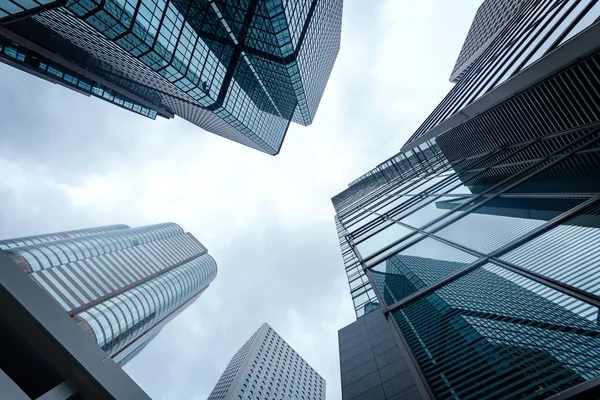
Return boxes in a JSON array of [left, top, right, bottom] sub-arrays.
[[561, 69, 596, 122], [571, 64, 600, 117], [496, 103, 529, 145], [349, 281, 370, 296], [351, 215, 415, 248], [346, 210, 393, 242], [368, 187, 420, 217], [581, 59, 600, 104], [527, 86, 562, 131], [385, 195, 600, 314], [362, 142, 547, 265], [342, 205, 380, 232], [549, 0, 599, 52], [540, 81, 573, 129], [490, 256, 600, 309], [167, 0, 196, 70], [498, 192, 596, 198], [415, 130, 600, 237], [384, 254, 487, 315], [497, 102, 529, 143], [364, 268, 435, 400], [405, 173, 461, 197], [554, 73, 589, 125], [513, 93, 546, 138], [516, 90, 550, 135], [340, 179, 404, 219]]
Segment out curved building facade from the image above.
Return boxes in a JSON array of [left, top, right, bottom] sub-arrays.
[[0, 223, 217, 365]]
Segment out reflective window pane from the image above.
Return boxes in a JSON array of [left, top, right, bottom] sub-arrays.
[[370, 237, 478, 305], [434, 196, 587, 254], [355, 223, 415, 259], [500, 201, 600, 296], [393, 263, 600, 400]]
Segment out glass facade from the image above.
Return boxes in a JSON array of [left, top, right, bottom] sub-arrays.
[[208, 323, 325, 400], [333, 2, 600, 399], [407, 0, 600, 145], [0, 222, 217, 365], [0, 0, 342, 154], [0, 0, 59, 21]]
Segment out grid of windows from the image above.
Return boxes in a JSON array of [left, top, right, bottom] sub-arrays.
[[1, 0, 342, 154], [0, 223, 217, 366], [332, 4, 600, 398], [0, 0, 57, 21], [450, 0, 526, 82], [208, 323, 325, 400], [0, 35, 163, 119]]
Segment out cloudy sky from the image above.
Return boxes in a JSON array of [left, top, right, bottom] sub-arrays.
[[0, 1, 481, 399]]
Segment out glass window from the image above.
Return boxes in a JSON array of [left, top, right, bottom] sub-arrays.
[[400, 195, 475, 230], [500, 201, 600, 296], [434, 196, 585, 254], [393, 262, 600, 400], [355, 223, 415, 259], [370, 237, 478, 305]]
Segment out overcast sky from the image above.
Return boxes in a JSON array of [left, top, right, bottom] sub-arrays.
[[0, 1, 481, 399]]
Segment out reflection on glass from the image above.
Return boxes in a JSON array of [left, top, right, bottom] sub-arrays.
[[435, 196, 588, 254], [401, 196, 473, 230], [355, 223, 414, 259], [394, 263, 600, 400], [501, 202, 600, 296], [370, 238, 478, 305]]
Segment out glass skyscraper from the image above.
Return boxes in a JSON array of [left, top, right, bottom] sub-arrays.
[[0, 222, 217, 366], [0, 0, 343, 154], [208, 323, 325, 400], [333, 1, 600, 399]]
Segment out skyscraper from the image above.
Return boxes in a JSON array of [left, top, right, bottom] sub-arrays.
[[0, 222, 217, 366], [333, 1, 600, 399], [449, 0, 525, 82], [208, 323, 325, 400], [0, 0, 343, 154]]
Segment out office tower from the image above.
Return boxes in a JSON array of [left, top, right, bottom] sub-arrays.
[[208, 323, 325, 400], [0, 0, 343, 155], [449, 0, 525, 82], [0, 222, 217, 367], [333, 1, 600, 399], [0, 251, 151, 400]]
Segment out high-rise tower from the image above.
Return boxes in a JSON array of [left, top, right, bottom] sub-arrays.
[[208, 323, 325, 400], [0, 222, 217, 366], [0, 0, 343, 154], [333, 1, 600, 399]]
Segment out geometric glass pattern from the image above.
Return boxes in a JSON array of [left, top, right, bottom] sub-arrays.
[[0, 0, 343, 154]]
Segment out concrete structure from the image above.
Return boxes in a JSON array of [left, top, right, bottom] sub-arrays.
[[338, 308, 424, 400], [208, 323, 325, 400], [0, 251, 151, 399]]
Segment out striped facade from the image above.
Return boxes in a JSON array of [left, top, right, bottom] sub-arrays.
[[0, 222, 217, 366]]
